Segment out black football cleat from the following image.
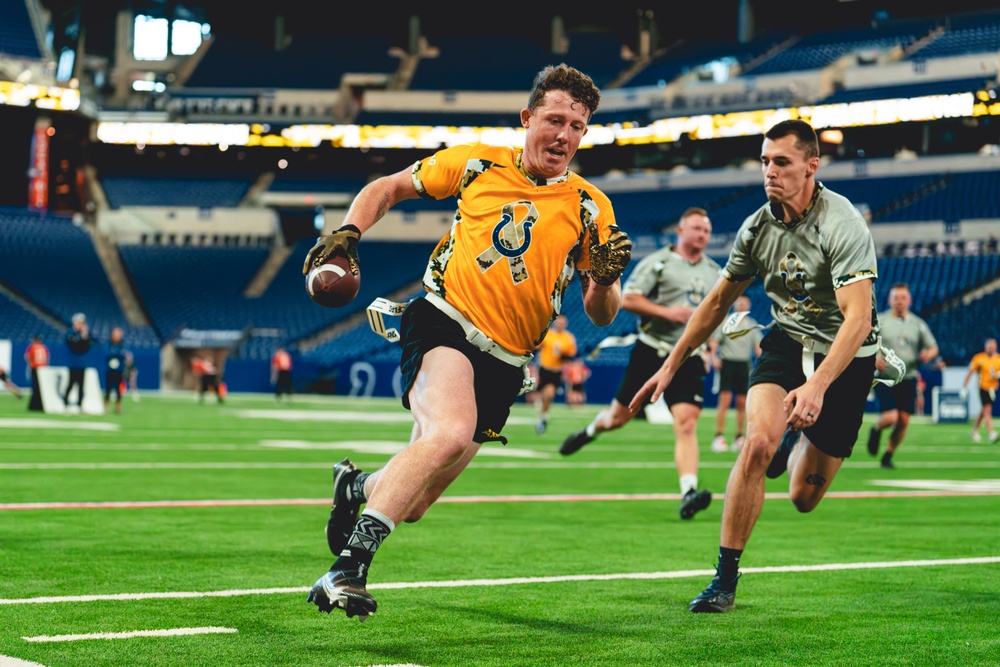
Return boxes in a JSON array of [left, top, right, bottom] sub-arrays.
[[679, 489, 712, 520], [867, 426, 881, 457], [325, 458, 363, 556], [559, 429, 593, 456], [307, 567, 377, 621], [690, 568, 740, 613], [766, 429, 800, 479]]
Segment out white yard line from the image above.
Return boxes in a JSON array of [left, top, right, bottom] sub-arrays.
[[22, 627, 238, 643], [2, 485, 1000, 511], [1, 556, 998, 606]]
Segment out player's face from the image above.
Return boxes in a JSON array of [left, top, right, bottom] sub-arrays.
[[888, 288, 911, 314], [520, 91, 589, 179], [987, 339, 998, 355], [761, 134, 818, 206], [678, 213, 712, 252]]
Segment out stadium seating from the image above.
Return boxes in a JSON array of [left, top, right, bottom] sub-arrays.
[[0, 0, 41, 59], [904, 11, 1000, 59], [101, 172, 255, 209], [184, 34, 401, 90], [0, 291, 62, 343], [409, 35, 555, 92], [0, 209, 159, 348], [744, 19, 938, 76]]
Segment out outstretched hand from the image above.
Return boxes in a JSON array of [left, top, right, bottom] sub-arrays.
[[302, 224, 361, 275], [588, 224, 632, 286], [783, 382, 824, 431], [629, 366, 675, 414]]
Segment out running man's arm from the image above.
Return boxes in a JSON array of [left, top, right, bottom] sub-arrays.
[[783, 278, 873, 429], [629, 275, 746, 411]]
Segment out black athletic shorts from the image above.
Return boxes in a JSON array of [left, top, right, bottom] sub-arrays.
[[719, 359, 751, 394], [615, 341, 706, 409], [749, 328, 875, 459], [982, 388, 997, 407], [104, 371, 124, 401], [538, 368, 562, 390], [399, 297, 525, 444], [874, 377, 917, 415]]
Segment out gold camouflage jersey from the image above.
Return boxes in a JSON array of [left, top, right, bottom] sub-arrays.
[[537, 329, 578, 372], [411, 143, 618, 356]]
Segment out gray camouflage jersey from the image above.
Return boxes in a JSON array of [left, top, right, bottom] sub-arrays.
[[877, 311, 937, 379], [624, 245, 722, 347], [714, 315, 762, 361], [722, 183, 879, 348]]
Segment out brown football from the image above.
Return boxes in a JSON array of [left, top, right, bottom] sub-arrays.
[[305, 253, 360, 308]]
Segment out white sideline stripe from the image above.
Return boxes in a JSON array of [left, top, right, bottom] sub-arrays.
[[3, 486, 1000, 511], [2, 557, 998, 606], [0, 483, 1000, 512], [0, 655, 50, 667], [0, 419, 118, 431], [22, 627, 238, 643]]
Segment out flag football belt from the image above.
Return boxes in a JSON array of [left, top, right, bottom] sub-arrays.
[[722, 310, 906, 387], [366, 293, 534, 368], [588, 330, 707, 361]]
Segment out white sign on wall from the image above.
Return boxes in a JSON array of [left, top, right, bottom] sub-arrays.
[[37, 366, 104, 415]]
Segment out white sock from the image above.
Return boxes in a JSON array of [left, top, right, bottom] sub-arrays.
[[680, 474, 698, 495], [585, 422, 597, 437]]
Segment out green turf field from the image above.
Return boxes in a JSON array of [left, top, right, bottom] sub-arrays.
[[1, 392, 998, 667]]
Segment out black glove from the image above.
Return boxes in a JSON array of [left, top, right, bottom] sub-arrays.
[[588, 224, 632, 286], [302, 224, 361, 275]]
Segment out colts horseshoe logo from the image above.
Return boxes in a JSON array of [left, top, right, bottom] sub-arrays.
[[492, 211, 534, 257], [476, 201, 539, 285]]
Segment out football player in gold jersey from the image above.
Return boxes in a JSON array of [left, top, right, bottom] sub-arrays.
[[304, 64, 632, 620], [534, 313, 578, 433]]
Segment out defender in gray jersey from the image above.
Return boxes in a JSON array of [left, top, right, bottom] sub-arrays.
[[867, 283, 939, 468], [709, 295, 762, 453], [561, 207, 721, 520], [631, 120, 879, 613]]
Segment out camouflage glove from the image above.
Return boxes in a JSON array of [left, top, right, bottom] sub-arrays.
[[302, 224, 361, 275], [588, 224, 632, 286]]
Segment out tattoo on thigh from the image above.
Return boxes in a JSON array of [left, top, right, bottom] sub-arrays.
[[805, 473, 827, 488]]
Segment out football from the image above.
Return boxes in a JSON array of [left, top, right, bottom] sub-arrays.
[[305, 253, 360, 308]]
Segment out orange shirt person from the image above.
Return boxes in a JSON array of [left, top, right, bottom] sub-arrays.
[[24, 336, 49, 411], [271, 347, 294, 401], [534, 314, 577, 432], [962, 337, 1000, 443], [191, 355, 223, 404]]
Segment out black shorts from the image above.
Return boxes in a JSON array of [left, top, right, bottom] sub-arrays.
[[982, 388, 997, 406], [104, 371, 124, 400], [615, 341, 706, 409], [0, 369, 7, 382], [874, 377, 917, 414], [750, 328, 875, 459], [200, 374, 218, 392], [538, 368, 562, 390], [399, 297, 525, 444], [719, 359, 751, 394]]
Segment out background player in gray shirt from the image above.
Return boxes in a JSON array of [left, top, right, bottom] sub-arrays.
[[561, 207, 721, 520], [866, 283, 939, 468], [710, 295, 762, 453], [631, 119, 880, 613]]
